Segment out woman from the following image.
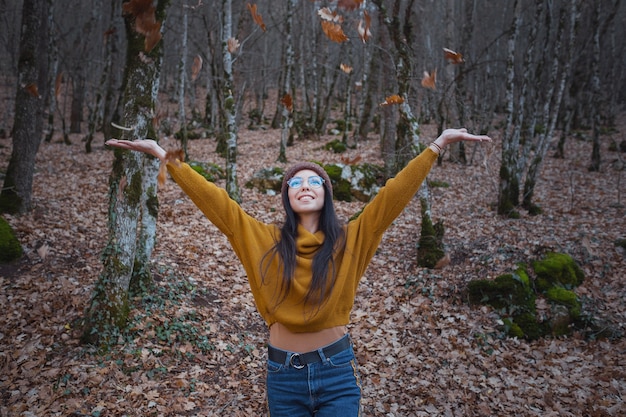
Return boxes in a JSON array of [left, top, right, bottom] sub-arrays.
[[106, 128, 491, 416]]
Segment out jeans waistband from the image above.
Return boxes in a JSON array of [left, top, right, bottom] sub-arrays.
[[267, 334, 351, 369]]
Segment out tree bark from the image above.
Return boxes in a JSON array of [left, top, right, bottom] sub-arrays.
[[222, 0, 240, 202], [0, 0, 50, 214], [82, 0, 169, 345]]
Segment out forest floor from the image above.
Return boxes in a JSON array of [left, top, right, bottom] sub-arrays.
[[1, 118, 625, 417]]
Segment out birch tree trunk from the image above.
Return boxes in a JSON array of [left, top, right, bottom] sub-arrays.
[[178, 3, 189, 159], [82, 0, 169, 345], [497, 0, 523, 217], [523, 0, 579, 212], [0, 0, 50, 214], [588, 2, 602, 172], [222, 0, 240, 202], [278, 0, 295, 163]]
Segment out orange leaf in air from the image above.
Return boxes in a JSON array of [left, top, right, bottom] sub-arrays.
[[318, 7, 343, 23], [122, 0, 162, 52], [281, 93, 293, 112], [191, 55, 203, 81], [320, 21, 348, 43], [340, 155, 362, 164], [379, 95, 404, 106], [443, 48, 464, 64], [340, 63, 353, 74], [357, 11, 371, 43], [227, 37, 240, 54], [25, 83, 39, 98], [421, 69, 437, 90], [54, 73, 63, 101], [159, 149, 184, 187], [337, 0, 364, 11], [247, 3, 266, 32]]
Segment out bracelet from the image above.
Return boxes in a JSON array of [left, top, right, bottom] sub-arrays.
[[430, 142, 443, 155]]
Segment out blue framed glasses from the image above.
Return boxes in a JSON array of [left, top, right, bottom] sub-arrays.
[[287, 175, 325, 189]]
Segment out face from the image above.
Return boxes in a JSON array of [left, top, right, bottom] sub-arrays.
[[287, 169, 326, 215]]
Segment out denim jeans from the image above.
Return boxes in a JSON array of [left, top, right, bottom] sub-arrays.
[[266, 337, 362, 416]]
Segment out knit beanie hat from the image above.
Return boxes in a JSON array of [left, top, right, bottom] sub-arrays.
[[281, 162, 333, 198]]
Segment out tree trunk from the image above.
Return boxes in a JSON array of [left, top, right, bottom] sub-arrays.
[[70, 75, 84, 133], [497, 0, 522, 217], [523, 0, 579, 212], [82, 0, 169, 345], [0, 0, 50, 214], [222, 0, 240, 202], [278, 0, 295, 163], [178, 3, 189, 159], [588, 1, 602, 172]]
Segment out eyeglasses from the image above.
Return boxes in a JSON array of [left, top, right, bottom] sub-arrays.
[[286, 175, 325, 189]]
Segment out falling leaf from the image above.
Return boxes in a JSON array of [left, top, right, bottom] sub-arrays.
[[281, 93, 293, 112], [379, 94, 404, 106], [111, 122, 133, 131], [227, 38, 240, 54], [122, 0, 162, 52], [159, 149, 184, 187], [247, 3, 266, 32], [340, 155, 362, 164], [443, 47, 464, 64], [24, 83, 39, 98], [357, 11, 372, 43], [337, 0, 364, 11], [318, 7, 343, 23], [320, 20, 348, 43], [191, 55, 203, 81], [421, 69, 437, 90], [340, 63, 353, 74]]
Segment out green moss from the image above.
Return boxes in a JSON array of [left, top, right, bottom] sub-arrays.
[[324, 139, 347, 154], [324, 164, 342, 181], [416, 211, 445, 268], [428, 180, 450, 188], [513, 312, 545, 340], [333, 179, 353, 202], [468, 272, 535, 313], [0, 216, 23, 262], [546, 287, 581, 319], [532, 252, 584, 292], [189, 161, 225, 182]]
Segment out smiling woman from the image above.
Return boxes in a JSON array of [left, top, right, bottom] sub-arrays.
[[105, 127, 492, 416]]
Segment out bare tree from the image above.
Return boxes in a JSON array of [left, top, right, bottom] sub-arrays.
[[0, 0, 50, 214], [82, 0, 170, 345]]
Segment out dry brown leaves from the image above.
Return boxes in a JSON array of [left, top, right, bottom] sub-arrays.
[[1, 117, 625, 416]]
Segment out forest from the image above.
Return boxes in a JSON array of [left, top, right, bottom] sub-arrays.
[[1, 0, 625, 416]]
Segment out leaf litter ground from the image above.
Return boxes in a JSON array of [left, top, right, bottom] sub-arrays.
[[1, 123, 625, 416]]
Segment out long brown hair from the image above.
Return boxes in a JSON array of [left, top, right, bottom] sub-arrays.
[[261, 179, 345, 313]]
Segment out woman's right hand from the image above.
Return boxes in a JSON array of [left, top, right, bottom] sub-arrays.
[[105, 139, 167, 161]]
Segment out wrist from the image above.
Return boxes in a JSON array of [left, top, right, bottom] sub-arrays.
[[429, 141, 443, 155]]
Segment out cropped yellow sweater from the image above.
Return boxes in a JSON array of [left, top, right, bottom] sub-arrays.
[[167, 148, 438, 332]]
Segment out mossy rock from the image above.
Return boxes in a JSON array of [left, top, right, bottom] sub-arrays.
[[0, 216, 23, 263], [324, 139, 347, 154], [532, 252, 584, 292], [545, 287, 582, 319], [245, 167, 285, 195], [189, 161, 225, 183], [468, 270, 535, 314]]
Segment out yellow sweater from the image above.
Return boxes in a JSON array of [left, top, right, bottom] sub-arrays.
[[167, 148, 438, 332]]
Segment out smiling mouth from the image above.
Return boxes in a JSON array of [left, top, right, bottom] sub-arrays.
[[298, 195, 314, 201]]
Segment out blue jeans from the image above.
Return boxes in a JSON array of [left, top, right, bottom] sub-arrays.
[[266, 337, 362, 416]]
